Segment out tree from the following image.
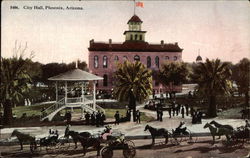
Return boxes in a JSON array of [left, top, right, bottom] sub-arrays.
[[191, 58, 232, 117], [113, 61, 152, 121], [234, 58, 250, 109], [0, 56, 32, 125], [158, 61, 189, 99]]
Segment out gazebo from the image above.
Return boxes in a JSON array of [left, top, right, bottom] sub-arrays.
[[41, 68, 103, 121]]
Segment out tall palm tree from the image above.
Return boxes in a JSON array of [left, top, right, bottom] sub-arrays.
[[114, 61, 152, 121], [0, 56, 32, 125], [191, 58, 232, 117]]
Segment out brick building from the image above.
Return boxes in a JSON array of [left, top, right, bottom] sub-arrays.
[[88, 15, 183, 94]]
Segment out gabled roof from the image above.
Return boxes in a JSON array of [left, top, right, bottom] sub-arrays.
[[196, 55, 202, 61], [48, 69, 103, 81], [127, 15, 143, 24], [88, 41, 183, 52]]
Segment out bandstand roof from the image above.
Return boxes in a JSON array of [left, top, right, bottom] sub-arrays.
[[48, 68, 103, 81]]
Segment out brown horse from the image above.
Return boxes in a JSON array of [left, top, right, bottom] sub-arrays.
[[64, 130, 91, 149], [11, 129, 37, 151], [144, 125, 169, 145]]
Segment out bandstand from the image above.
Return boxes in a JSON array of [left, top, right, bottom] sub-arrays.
[[40, 68, 103, 121]]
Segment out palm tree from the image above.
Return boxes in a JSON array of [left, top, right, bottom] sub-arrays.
[[191, 58, 232, 117], [158, 61, 189, 99], [234, 58, 250, 109], [0, 56, 32, 125], [113, 61, 152, 121]]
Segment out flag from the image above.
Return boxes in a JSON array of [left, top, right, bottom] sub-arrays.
[[136, 2, 144, 8]]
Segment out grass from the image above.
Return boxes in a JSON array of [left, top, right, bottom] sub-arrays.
[[13, 104, 52, 118]]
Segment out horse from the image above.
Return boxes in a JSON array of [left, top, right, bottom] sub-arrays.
[[64, 130, 91, 149], [203, 123, 233, 144], [144, 125, 169, 145], [11, 129, 37, 151], [210, 120, 234, 139], [78, 136, 101, 156]]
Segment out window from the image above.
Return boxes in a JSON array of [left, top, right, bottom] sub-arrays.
[[123, 56, 128, 61], [174, 56, 178, 61], [114, 56, 119, 61], [130, 35, 133, 40], [103, 56, 108, 68], [147, 56, 151, 68], [94, 56, 98, 68], [155, 56, 159, 68], [103, 74, 108, 87], [135, 34, 138, 40], [165, 56, 169, 60], [139, 35, 142, 40], [134, 55, 140, 61]]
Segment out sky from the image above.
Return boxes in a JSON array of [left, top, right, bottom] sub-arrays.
[[1, 0, 250, 64]]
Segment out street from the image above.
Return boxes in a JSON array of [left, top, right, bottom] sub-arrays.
[[0, 137, 249, 158]]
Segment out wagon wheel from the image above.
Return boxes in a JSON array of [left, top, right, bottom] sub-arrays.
[[56, 137, 71, 151], [123, 145, 136, 158], [46, 143, 57, 154], [124, 140, 135, 147], [186, 130, 198, 144], [101, 147, 113, 158], [169, 133, 182, 145]]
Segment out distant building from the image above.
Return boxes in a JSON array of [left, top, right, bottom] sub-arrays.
[[88, 15, 183, 94], [196, 49, 203, 63]]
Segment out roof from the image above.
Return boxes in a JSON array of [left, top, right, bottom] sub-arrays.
[[128, 15, 143, 24], [48, 69, 103, 81], [89, 41, 183, 52], [196, 55, 202, 61]]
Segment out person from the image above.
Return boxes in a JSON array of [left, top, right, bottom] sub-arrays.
[[175, 121, 187, 134], [159, 109, 163, 122], [91, 112, 96, 126], [245, 120, 250, 128], [181, 106, 185, 118], [100, 112, 106, 126], [114, 111, 120, 125], [136, 110, 141, 124], [126, 109, 131, 121], [172, 107, 175, 117], [168, 107, 172, 118], [65, 111, 72, 124], [85, 112, 90, 125], [190, 107, 194, 117], [197, 111, 202, 123], [185, 104, 189, 116], [96, 111, 101, 127], [192, 111, 197, 124], [156, 107, 160, 121]]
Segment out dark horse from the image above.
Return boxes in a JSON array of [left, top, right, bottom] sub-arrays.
[[78, 136, 101, 156], [11, 129, 37, 151], [64, 128, 91, 149], [144, 125, 169, 145], [210, 120, 234, 139]]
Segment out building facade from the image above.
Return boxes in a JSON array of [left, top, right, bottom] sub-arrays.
[[88, 15, 183, 94]]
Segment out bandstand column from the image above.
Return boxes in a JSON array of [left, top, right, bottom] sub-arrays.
[[65, 81, 67, 104], [55, 81, 58, 102], [93, 81, 96, 111]]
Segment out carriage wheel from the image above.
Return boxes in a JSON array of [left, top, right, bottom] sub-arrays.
[[56, 139, 71, 151], [170, 133, 182, 145], [186, 131, 198, 144], [124, 140, 135, 147], [123, 145, 136, 158], [101, 147, 113, 158]]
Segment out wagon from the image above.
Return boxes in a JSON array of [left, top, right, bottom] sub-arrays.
[[168, 128, 198, 145], [101, 131, 136, 158]]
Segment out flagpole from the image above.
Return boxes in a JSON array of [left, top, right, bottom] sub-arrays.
[[134, 0, 136, 15]]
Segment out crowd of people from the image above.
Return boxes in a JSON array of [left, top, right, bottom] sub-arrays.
[[114, 109, 141, 125], [84, 111, 106, 127]]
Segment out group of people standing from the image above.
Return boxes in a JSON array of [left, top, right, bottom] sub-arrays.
[[168, 103, 189, 119], [85, 111, 106, 127], [114, 109, 141, 125]]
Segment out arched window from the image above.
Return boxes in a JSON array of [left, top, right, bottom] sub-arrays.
[[139, 35, 142, 40], [103, 74, 108, 87], [155, 56, 159, 68], [94, 56, 98, 68], [135, 34, 138, 40], [130, 35, 133, 40], [134, 55, 140, 61], [114, 56, 119, 61], [103, 56, 108, 68], [174, 56, 178, 61], [123, 56, 128, 61], [147, 56, 151, 68], [165, 56, 169, 60]]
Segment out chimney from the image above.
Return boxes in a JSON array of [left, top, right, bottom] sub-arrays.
[[89, 39, 94, 46], [161, 40, 164, 48], [109, 39, 112, 48]]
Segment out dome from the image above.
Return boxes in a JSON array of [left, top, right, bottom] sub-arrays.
[[127, 15, 142, 24], [196, 55, 202, 62]]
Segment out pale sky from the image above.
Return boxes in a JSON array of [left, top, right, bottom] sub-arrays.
[[1, 0, 250, 64]]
